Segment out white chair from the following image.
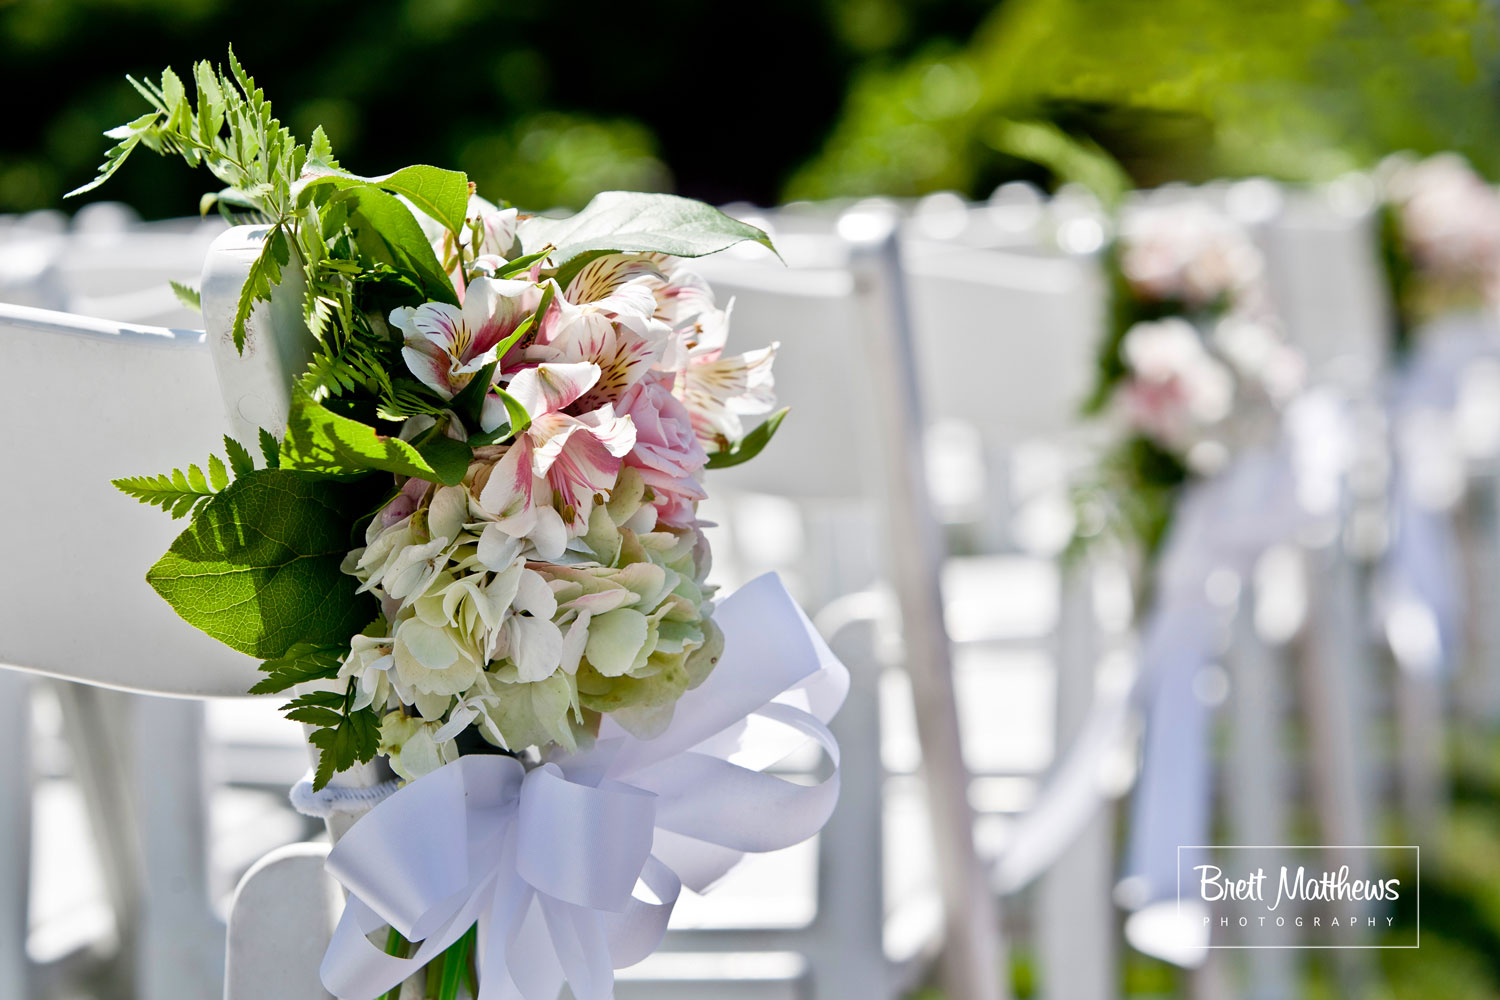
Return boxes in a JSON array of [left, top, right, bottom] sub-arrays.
[[700, 209, 1132, 1000], [0, 301, 267, 999], [1260, 185, 1384, 860], [0, 202, 226, 328], [901, 233, 1126, 1000], [692, 219, 1013, 1000]]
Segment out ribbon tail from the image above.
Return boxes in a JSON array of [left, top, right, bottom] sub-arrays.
[[631, 705, 840, 855], [1120, 600, 1218, 922], [478, 863, 559, 1000], [538, 896, 614, 1000], [650, 827, 744, 894], [321, 896, 430, 1000]]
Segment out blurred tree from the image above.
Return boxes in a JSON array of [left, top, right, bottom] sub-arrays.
[[789, 0, 1500, 200], [0, 0, 999, 217]]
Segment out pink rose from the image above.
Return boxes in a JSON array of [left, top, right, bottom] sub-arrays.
[[617, 371, 709, 528]]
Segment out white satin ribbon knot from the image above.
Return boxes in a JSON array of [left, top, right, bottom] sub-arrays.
[[319, 572, 848, 1000]]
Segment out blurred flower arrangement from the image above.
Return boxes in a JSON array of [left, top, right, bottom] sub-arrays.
[[1379, 153, 1500, 354], [77, 51, 787, 789], [1073, 200, 1303, 564]]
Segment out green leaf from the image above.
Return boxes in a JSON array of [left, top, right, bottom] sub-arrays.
[[480, 386, 534, 440], [231, 225, 289, 354], [414, 433, 476, 486], [518, 191, 777, 268], [308, 695, 380, 790], [169, 280, 202, 312], [284, 688, 345, 709], [296, 164, 470, 237], [65, 111, 160, 198], [705, 407, 789, 469], [113, 468, 216, 519], [343, 186, 459, 305], [207, 454, 229, 491], [144, 470, 377, 658], [493, 246, 553, 278], [224, 435, 256, 478], [258, 427, 282, 468], [448, 360, 498, 427], [249, 642, 345, 694], [286, 705, 345, 727], [308, 125, 338, 170], [281, 389, 470, 485]]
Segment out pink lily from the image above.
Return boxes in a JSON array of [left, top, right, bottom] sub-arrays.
[[393, 276, 539, 400], [674, 307, 778, 449], [477, 362, 637, 548]]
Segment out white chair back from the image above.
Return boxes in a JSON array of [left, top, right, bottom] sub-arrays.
[[904, 241, 1101, 442], [1263, 186, 1391, 388], [690, 255, 884, 503], [0, 302, 261, 697]]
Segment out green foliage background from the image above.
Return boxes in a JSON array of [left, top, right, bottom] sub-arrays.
[[0, 0, 994, 216], [790, 0, 1500, 199], [5, 0, 1498, 217]]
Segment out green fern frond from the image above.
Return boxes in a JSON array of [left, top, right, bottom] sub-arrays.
[[169, 280, 202, 312], [113, 465, 218, 519], [113, 441, 257, 519]]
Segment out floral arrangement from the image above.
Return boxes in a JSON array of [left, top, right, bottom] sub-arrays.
[[76, 51, 786, 788], [1378, 153, 1500, 354], [1073, 200, 1303, 563], [75, 51, 842, 1000]]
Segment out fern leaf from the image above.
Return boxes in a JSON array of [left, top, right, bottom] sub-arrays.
[[231, 225, 288, 354], [223, 435, 256, 478], [258, 427, 281, 468], [207, 454, 229, 491], [65, 112, 159, 198], [113, 471, 215, 520], [169, 280, 201, 312]]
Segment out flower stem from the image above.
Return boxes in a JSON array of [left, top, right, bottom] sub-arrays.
[[381, 928, 408, 1000], [423, 949, 446, 999], [436, 924, 476, 1000]]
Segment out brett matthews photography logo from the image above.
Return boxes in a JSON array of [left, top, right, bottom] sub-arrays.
[[1177, 845, 1420, 948]]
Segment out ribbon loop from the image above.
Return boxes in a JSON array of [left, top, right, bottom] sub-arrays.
[[516, 765, 657, 911]]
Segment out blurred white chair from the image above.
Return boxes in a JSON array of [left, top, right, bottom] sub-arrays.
[[690, 223, 1004, 1000], [901, 234, 1125, 1000], [0, 202, 226, 328], [701, 208, 1132, 1000], [1260, 184, 1385, 859]]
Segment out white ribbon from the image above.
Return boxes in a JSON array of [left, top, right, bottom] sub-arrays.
[[1119, 445, 1309, 936], [1378, 312, 1496, 677], [319, 572, 848, 1000]]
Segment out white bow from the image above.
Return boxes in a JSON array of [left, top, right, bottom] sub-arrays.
[[319, 573, 848, 1000]]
